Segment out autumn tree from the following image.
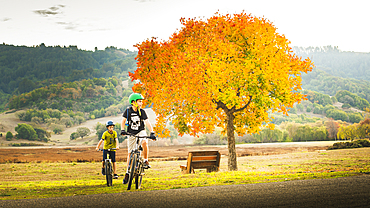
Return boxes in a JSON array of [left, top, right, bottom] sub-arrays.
[[358, 118, 370, 139], [337, 124, 359, 141], [132, 12, 313, 170], [326, 118, 340, 140]]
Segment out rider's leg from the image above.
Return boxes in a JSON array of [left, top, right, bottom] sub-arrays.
[[142, 140, 148, 160], [111, 151, 117, 175], [113, 162, 117, 174]]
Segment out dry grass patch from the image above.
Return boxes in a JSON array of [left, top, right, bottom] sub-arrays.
[[1, 148, 369, 200]]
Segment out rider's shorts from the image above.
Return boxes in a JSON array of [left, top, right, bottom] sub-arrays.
[[127, 130, 148, 153], [103, 150, 116, 162]]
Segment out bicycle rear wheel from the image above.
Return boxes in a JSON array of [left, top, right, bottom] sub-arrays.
[[105, 162, 113, 187], [127, 154, 136, 190]]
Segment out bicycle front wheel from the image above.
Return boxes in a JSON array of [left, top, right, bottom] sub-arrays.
[[135, 162, 144, 189], [127, 154, 136, 190], [105, 162, 113, 187]]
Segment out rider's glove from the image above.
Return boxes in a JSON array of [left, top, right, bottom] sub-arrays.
[[150, 132, 156, 140], [121, 130, 128, 135]]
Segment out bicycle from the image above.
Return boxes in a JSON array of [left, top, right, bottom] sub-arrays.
[[99, 148, 116, 187], [125, 133, 156, 190]]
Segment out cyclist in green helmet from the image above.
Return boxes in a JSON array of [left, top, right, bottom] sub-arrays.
[[120, 93, 156, 184]]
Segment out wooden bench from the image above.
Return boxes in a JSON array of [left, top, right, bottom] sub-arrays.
[[180, 151, 221, 174]]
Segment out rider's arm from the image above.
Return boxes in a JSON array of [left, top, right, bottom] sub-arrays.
[[144, 119, 154, 133], [115, 137, 119, 150], [121, 117, 127, 131], [96, 139, 103, 151]]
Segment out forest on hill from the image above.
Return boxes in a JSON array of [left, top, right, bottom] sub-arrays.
[[301, 68, 370, 103], [293, 45, 370, 81], [0, 43, 137, 112]]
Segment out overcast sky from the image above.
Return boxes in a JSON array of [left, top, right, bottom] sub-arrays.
[[1, 0, 369, 52]]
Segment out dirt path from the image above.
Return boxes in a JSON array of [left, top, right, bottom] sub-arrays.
[[2, 175, 369, 208], [0, 108, 158, 146]]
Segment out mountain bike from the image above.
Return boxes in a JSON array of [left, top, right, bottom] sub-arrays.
[[99, 148, 116, 187], [126, 133, 156, 190]]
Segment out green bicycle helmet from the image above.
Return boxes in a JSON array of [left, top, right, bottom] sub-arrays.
[[129, 93, 144, 104]]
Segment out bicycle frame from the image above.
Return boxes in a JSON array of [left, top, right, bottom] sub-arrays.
[[126, 134, 153, 190]]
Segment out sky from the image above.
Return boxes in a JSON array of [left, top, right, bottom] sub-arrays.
[[1, 0, 369, 52]]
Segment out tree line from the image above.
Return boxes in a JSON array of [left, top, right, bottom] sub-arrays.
[[337, 118, 370, 141], [196, 117, 370, 145]]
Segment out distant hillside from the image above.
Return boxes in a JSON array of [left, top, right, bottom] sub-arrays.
[[6, 77, 132, 112], [0, 43, 137, 94], [293, 45, 370, 81], [0, 44, 137, 112], [301, 68, 370, 104]]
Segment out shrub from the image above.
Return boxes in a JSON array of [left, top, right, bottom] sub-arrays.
[[342, 103, 351, 109], [328, 139, 370, 150], [76, 127, 90, 139], [6, 131, 13, 141], [10, 143, 44, 147], [306, 106, 312, 113], [70, 132, 79, 140], [15, 123, 38, 141], [49, 124, 64, 134], [194, 129, 227, 145]]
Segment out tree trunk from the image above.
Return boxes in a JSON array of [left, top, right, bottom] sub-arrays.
[[226, 112, 237, 171]]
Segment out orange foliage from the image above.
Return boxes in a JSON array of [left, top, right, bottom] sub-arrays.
[[132, 12, 313, 138]]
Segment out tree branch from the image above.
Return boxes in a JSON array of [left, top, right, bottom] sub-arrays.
[[235, 95, 252, 113]]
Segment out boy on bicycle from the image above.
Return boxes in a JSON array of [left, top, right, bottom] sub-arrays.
[[96, 120, 120, 179], [120, 93, 156, 184]]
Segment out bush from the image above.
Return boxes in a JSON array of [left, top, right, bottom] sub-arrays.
[[194, 129, 227, 145], [306, 106, 312, 113], [328, 139, 370, 150], [10, 143, 44, 147], [49, 124, 64, 134], [342, 103, 351, 109], [76, 127, 90, 139], [6, 131, 13, 141], [15, 123, 38, 141], [70, 132, 79, 140]]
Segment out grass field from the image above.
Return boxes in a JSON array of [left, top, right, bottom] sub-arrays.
[[1, 147, 369, 200]]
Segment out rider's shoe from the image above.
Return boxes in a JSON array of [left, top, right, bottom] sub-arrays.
[[101, 168, 105, 175], [114, 174, 119, 179], [122, 173, 129, 184], [143, 160, 151, 169]]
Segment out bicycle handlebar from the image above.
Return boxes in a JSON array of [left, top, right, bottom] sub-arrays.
[[124, 132, 156, 140], [98, 148, 117, 151]]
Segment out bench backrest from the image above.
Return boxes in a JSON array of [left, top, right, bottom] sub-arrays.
[[186, 151, 220, 173]]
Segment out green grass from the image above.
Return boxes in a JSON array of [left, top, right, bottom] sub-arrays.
[[0, 148, 369, 200]]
